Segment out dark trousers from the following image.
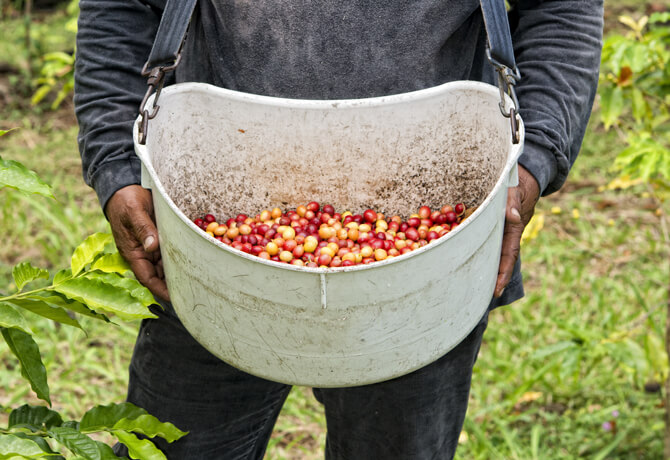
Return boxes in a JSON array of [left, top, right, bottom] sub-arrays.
[[114, 302, 488, 459]]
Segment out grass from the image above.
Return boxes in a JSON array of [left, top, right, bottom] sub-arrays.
[[1, 1, 668, 458]]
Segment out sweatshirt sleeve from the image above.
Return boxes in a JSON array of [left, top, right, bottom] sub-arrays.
[[74, 0, 166, 211], [511, 0, 604, 196]]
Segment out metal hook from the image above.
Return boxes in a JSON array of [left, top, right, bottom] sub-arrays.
[[138, 54, 182, 145]]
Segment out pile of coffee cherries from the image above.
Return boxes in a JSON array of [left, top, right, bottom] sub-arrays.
[[193, 202, 471, 268]]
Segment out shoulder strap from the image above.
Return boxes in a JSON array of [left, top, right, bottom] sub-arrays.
[[146, 0, 198, 70], [480, 0, 517, 72], [138, 0, 198, 144], [480, 0, 522, 144]]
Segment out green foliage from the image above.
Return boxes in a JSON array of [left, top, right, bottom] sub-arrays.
[[1, 327, 50, 405], [0, 156, 54, 199], [599, 13, 670, 185], [31, 0, 78, 110], [32, 50, 75, 110], [1, 403, 187, 459], [0, 232, 159, 403], [0, 148, 183, 458]]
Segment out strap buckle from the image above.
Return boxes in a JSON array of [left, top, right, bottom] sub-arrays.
[[486, 48, 521, 144], [138, 54, 182, 145]]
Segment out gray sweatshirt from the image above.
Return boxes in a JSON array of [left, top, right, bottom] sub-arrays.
[[74, 0, 603, 307]]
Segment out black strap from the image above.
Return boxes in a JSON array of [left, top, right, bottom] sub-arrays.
[[146, 0, 198, 69], [480, 0, 517, 71]]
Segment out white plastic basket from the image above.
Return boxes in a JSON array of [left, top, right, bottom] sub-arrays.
[[134, 80, 523, 386]]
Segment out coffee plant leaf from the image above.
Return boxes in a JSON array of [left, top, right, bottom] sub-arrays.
[[9, 405, 63, 431], [614, 134, 669, 181], [47, 427, 119, 460], [650, 11, 670, 24], [5, 299, 82, 330], [71, 233, 114, 277], [84, 272, 156, 308], [79, 403, 148, 432], [631, 88, 649, 123], [112, 415, 188, 443], [90, 253, 131, 275], [12, 262, 49, 292], [6, 432, 61, 457], [0, 157, 54, 199], [31, 85, 52, 106], [113, 431, 166, 460], [0, 434, 49, 458], [53, 277, 156, 321], [25, 293, 111, 324], [0, 303, 32, 335], [599, 85, 624, 130], [0, 328, 50, 405], [53, 269, 72, 285]]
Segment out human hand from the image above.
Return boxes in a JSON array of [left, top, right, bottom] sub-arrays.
[[494, 165, 540, 298], [105, 185, 170, 302]]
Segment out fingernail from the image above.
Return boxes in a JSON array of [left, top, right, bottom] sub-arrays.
[[143, 235, 155, 250], [496, 288, 505, 297], [511, 208, 520, 219]]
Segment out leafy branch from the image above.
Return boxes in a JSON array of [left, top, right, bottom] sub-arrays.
[[0, 129, 185, 458]]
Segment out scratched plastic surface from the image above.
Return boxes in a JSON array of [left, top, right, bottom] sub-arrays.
[[134, 81, 524, 386]]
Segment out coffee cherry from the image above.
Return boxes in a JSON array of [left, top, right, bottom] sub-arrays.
[[363, 209, 377, 223], [194, 201, 472, 268]]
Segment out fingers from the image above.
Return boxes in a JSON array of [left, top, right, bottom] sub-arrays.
[[113, 186, 159, 253], [494, 188, 524, 297], [128, 256, 170, 301], [127, 205, 160, 252], [494, 166, 542, 298], [106, 185, 169, 302]]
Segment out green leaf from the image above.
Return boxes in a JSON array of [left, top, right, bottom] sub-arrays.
[[54, 277, 157, 321], [80, 403, 148, 432], [599, 86, 625, 130], [0, 302, 32, 335], [42, 51, 75, 64], [25, 293, 111, 324], [9, 405, 63, 430], [1, 328, 50, 405], [31, 85, 52, 106], [0, 434, 48, 458], [62, 421, 80, 430], [0, 157, 54, 199], [5, 298, 82, 330], [625, 42, 651, 73], [12, 262, 49, 292], [649, 12, 670, 24], [6, 432, 61, 458], [113, 432, 166, 460], [71, 233, 114, 277], [90, 253, 131, 275], [0, 129, 16, 137], [84, 272, 156, 308], [113, 415, 187, 443], [53, 269, 72, 285], [631, 88, 648, 124], [47, 427, 118, 460]]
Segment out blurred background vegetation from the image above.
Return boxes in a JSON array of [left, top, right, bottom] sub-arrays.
[[0, 0, 668, 458]]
